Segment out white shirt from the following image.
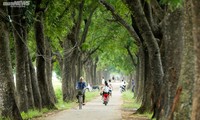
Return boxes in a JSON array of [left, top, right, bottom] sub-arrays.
[[103, 86, 109, 92], [102, 79, 105, 85]]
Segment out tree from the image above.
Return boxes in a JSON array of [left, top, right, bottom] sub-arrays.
[[62, 0, 97, 101], [174, 1, 194, 119], [0, 1, 22, 118], [12, 6, 28, 112], [34, 0, 56, 109], [191, 0, 200, 119]]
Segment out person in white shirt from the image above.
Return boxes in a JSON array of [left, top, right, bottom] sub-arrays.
[[108, 79, 113, 96], [101, 77, 105, 85], [120, 79, 126, 92], [101, 77, 105, 90], [101, 81, 110, 101]]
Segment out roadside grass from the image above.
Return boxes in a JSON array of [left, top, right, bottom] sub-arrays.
[[85, 90, 100, 102], [21, 81, 99, 120], [0, 117, 11, 120], [122, 90, 140, 109], [21, 108, 49, 120], [121, 90, 153, 120]]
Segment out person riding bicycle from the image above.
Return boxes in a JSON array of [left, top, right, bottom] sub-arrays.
[[101, 81, 110, 101], [76, 76, 87, 105], [120, 79, 126, 92]]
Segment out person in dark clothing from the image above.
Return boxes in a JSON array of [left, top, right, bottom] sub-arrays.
[[76, 77, 87, 105], [132, 79, 135, 93]]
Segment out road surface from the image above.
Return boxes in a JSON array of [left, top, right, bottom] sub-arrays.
[[37, 82, 122, 120]]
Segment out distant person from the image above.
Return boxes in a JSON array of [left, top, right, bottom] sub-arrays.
[[76, 77, 87, 105], [132, 79, 135, 93], [101, 81, 110, 100], [101, 77, 105, 85], [108, 79, 113, 96], [101, 81, 110, 94], [112, 76, 115, 81], [101, 77, 105, 89], [120, 79, 126, 93]]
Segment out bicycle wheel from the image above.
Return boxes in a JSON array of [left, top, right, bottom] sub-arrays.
[[78, 95, 83, 109], [104, 101, 107, 106]]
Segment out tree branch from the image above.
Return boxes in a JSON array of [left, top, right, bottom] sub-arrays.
[[124, 45, 137, 66], [80, 5, 98, 45], [83, 45, 100, 64], [99, 0, 141, 46], [75, 0, 85, 43], [150, 0, 165, 20], [57, 3, 73, 20]]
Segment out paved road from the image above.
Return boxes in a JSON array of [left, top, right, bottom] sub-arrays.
[[39, 82, 122, 120]]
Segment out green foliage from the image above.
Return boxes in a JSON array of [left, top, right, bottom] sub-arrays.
[[44, 0, 72, 52], [160, 0, 183, 8], [21, 108, 49, 119], [83, 3, 138, 75], [54, 62, 62, 80], [27, 27, 36, 61], [0, 117, 11, 120], [55, 88, 62, 103], [21, 109, 43, 119]]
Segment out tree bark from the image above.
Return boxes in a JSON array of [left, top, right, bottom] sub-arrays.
[[45, 38, 57, 103], [161, 8, 184, 120], [22, 19, 35, 110], [12, 7, 28, 112], [174, 1, 194, 119], [62, 28, 75, 102], [0, 5, 22, 118], [136, 46, 145, 102], [35, 11, 55, 109], [191, 0, 200, 119], [124, 0, 164, 118], [29, 54, 42, 110], [137, 45, 152, 114]]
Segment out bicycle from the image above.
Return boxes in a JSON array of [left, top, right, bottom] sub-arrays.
[[101, 92, 109, 106], [77, 88, 86, 109]]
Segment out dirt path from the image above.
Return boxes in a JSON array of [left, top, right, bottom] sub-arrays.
[[36, 82, 123, 120]]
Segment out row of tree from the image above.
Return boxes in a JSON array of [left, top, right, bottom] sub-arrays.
[[99, 0, 200, 119], [0, 0, 137, 119], [0, 0, 102, 119], [1, 0, 200, 120]]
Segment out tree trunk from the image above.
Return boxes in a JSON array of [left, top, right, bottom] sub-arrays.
[[191, 0, 200, 119], [0, 7, 22, 119], [135, 55, 139, 99], [71, 51, 77, 99], [174, 1, 194, 119], [124, 0, 164, 118], [35, 11, 55, 109], [29, 54, 42, 110], [136, 46, 145, 102], [161, 8, 184, 120], [62, 31, 74, 102], [22, 19, 35, 110], [45, 38, 57, 103], [137, 46, 152, 114], [93, 57, 98, 85], [12, 7, 28, 112]]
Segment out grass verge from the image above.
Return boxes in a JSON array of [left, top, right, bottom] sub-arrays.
[[121, 90, 152, 120], [122, 90, 140, 109]]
